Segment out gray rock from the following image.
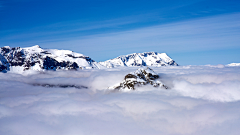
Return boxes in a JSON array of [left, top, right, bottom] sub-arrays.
[[108, 67, 167, 90]]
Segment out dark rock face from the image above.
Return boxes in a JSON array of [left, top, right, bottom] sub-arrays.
[[9, 51, 25, 66], [108, 67, 168, 90], [0, 65, 7, 72], [32, 83, 87, 89], [1, 47, 24, 67], [43, 56, 79, 70], [167, 60, 178, 66], [66, 54, 95, 63], [0, 48, 10, 72]]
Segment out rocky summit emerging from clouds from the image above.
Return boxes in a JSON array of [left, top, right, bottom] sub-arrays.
[[99, 52, 178, 68], [108, 67, 167, 91], [0, 45, 101, 73], [1, 45, 178, 73]]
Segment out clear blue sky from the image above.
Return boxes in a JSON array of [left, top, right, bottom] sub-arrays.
[[1, 0, 240, 65]]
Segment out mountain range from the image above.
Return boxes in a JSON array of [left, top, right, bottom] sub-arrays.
[[0, 45, 178, 73]]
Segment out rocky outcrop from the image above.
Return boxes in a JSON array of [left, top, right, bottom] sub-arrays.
[[108, 67, 167, 90], [42, 56, 79, 70]]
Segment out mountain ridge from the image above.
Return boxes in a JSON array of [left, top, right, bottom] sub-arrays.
[[1, 45, 178, 73], [99, 52, 178, 68], [0, 45, 101, 73]]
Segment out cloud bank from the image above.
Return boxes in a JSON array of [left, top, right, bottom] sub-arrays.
[[0, 66, 240, 135]]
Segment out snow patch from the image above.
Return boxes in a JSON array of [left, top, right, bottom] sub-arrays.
[[227, 63, 240, 66]]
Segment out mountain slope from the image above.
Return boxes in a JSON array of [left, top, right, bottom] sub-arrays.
[[0, 45, 101, 73], [99, 52, 178, 68]]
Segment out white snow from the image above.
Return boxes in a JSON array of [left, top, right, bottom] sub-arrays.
[[8, 66, 25, 74], [99, 52, 178, 68], [0, 45, 103, 73], [227, 63, 240, 66], [23, 46, 99, 69], [1, 46, 180, 74]]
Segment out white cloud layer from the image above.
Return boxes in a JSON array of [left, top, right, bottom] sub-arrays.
[[0, 66, 240, 135]]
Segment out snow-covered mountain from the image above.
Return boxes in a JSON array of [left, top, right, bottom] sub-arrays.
[[1, 45, 179, 73], [0, 45, 102, 73], [99, 52, 178, 68], [227, 63, 240, 66], [108, 67, 167, 91]]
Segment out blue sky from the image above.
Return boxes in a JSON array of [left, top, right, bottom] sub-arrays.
[[0, 0, 240, 65]]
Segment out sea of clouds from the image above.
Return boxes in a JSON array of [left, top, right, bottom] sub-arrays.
[[0, 65, 240, 135]]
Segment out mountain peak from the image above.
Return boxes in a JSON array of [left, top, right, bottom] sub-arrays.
[[0, 46, 100, 73], [21, 45, 40, 48], [2, 46, 11, 49], [33, 45, 41, 48], [25, 45, 41, 49], [99, 52, 178, 68]]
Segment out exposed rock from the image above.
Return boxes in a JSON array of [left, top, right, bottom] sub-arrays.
[[0, 64, 7, 72], [108, 67, 167, 90], [43, 56, 79, 70], [32, 83, 87, 89]]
